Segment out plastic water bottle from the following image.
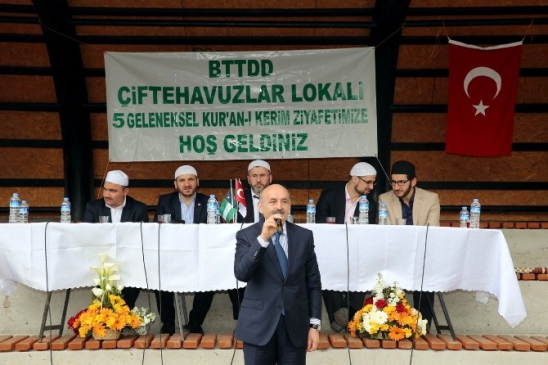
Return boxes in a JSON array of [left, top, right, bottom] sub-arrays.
[[358, 195, 369, 224], [9, 193, 21, 223], [60, 197, 71, 223], [470, 198, 481, 229], [207, 194, 217, 224], [459, 206, 470, 228], [19, 200, 29, 223], [215, 201, 221, 224], [378, 202, 389, 225], [306, 199, 316, 224]]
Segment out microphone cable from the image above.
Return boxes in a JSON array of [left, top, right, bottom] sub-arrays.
[[229, 220, 248, 365], [43, 221, 54, 365], [344, 221, 354, 365], [407, 223, 431, 365], [138, 221, 155, 365], [156, 221, 165, 365]]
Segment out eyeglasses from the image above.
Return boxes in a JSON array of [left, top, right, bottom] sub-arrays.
[[249, 173, 270, 179], [358, 176, 377, 187], [390, 180, 409, 187]]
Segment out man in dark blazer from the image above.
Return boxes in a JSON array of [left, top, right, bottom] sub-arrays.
[[315, 162, 378, 332], [82, 170, 154, 329], [235, 184, 322, 365], [154, 165, 209, 334]]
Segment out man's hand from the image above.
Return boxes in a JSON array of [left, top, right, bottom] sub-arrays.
[[260, 213, 283, 241], [307, 327, 319, 352]]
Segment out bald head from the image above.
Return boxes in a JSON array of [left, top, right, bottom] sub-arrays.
[[259, 184, 291, 222]]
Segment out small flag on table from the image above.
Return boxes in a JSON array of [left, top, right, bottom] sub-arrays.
[[220, 187, 238, 222], [235, 178, 247, 219]]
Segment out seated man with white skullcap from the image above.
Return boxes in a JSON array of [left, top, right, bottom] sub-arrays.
[[154, 165, 209, 335], [82, 170, 152, 329], [316, 162, 378, 332]]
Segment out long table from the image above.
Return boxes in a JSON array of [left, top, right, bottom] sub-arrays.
[[0, 222, 526, 327]]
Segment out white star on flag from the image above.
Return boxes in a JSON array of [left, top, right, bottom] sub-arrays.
[[473, 100, 490, 116]]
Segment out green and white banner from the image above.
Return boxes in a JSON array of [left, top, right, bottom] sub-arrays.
[[105, 48, 377, 162]]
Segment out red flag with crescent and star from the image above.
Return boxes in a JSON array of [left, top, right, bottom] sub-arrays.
[[446, 39, 522, 157], [235, 178, 247, 218]]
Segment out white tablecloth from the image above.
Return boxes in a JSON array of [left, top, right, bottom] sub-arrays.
[[0, 223, 526, 327]]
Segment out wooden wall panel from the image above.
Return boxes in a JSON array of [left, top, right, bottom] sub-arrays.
[[85, 77, 105, 103], [394, 77, 448, 104], [69, 0, 183, 7], [433, 189, 547, 207], [392, 113, 548, 143], [402, 24, 546, 37], [392, 113, 445, 142], [0, 111, 61, 139], [0, 75, 56, 103], [0, 43, 50, 67], [0, 148, 63, 179], [389, 151, 548, 183], [410, 0, 547, 7], [399, 44, 548, 69]]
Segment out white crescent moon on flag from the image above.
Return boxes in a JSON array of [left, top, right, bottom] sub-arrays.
[[463, 67, 502, 99], [236, 188, 245, 200]]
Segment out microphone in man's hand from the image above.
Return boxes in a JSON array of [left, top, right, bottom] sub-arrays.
[[275, 218, 283, 234], [272, 209, 285, 234]]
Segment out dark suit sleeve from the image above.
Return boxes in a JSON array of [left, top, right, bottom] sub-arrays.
[[154, 195, 166, 222], [137, 202, 149, 222], [304, 231, 322, 320], [82, 201, 96, 223], [234, 227, 267, 282], [315, 190, 331, 223]]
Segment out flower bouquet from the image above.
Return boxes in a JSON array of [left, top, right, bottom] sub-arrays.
[[124, 307, 157, 335], [67, 254, 154, 339], [348, 273, 428, 341]]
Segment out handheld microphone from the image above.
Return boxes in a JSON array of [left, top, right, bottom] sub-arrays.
[[275, 218, 283, 233]]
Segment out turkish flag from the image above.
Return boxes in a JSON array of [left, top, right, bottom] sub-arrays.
[[446, 40, 522, 157], [235, 178, 247, 218]]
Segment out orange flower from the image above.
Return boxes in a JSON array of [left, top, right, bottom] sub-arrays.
[[389, 326, 405, 341]]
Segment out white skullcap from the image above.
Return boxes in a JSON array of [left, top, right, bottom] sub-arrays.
[[105, 170, 129, 187], [350, 162, 376, 177], [174, 165, 198, 179], [248, 159, 271, 172]]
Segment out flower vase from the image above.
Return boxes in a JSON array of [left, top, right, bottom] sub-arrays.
[[93, 329, 121, 340]]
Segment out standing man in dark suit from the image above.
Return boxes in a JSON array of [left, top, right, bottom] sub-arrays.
[[155, 165, 209, 334], [82, 170, 153, 327], [315, 162, 378, 332], [235, 184, 322, 365]]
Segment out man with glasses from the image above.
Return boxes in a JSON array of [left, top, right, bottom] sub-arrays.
[[378, 160, 440, 330], [316, 162, 378, 332]]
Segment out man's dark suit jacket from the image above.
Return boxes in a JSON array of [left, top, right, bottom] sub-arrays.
[[154, 191, 208, 223], [82, 196, 149, 223], [316, 186, 378, 224], [237, 188, 258, 223], [234, 221, 322, 348]]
